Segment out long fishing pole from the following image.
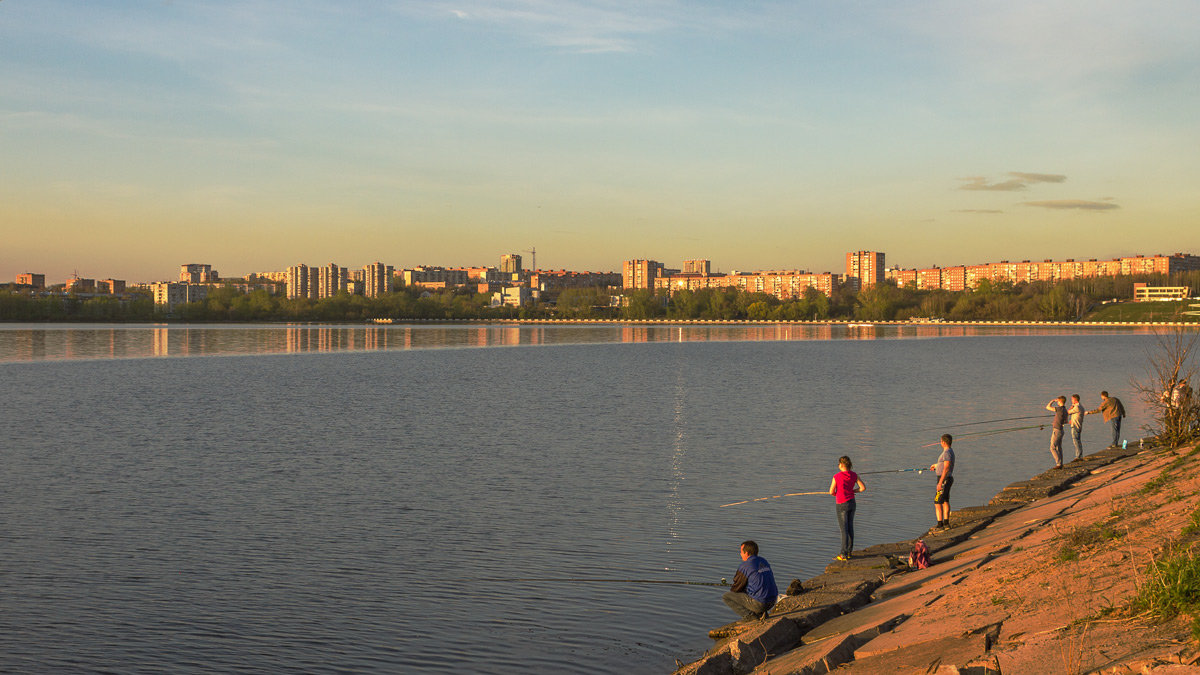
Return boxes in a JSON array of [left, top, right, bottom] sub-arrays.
[[720, 491, 826, 508], [471, 577, 730, 587], [919, 423, 1046, 447], [912, 414, 1047, 432], [722, 468, 931, 507]]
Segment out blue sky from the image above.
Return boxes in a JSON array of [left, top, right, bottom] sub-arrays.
[[3, 1, 1198, 282]]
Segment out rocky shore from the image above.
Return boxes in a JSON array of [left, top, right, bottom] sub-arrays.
[[675, 442, 1200, 674]]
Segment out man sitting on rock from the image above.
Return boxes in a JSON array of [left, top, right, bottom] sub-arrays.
[[722, 540, 778, 621]]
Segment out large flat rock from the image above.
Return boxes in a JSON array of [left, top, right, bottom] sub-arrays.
[[840, 633, 993, 673], [750, 608, 910, 675]]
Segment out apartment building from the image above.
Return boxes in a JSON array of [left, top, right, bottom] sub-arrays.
[[887, 253, 1199, 292], [98, 279, 126, 294], [500, 254, 523, 274], [286, 264, 310, 299], [15, 273, 45, 288], [64, 277, 96, 293], [363, 262, 393, 298], [530, 270, 621, 291], [318, 263, 347, 298], [623, 259, 667, 290], [845, 251, 885, 291], [179, 263, 217, 283], [401, 266, 470, 289], [151, 282, 208, 309], [655, 269, 838, 299]]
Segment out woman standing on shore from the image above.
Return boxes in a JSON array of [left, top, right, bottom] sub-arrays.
[[829, 456, 866, 561]]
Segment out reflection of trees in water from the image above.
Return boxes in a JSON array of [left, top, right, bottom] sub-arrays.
[[0, 323, 1179, 363]]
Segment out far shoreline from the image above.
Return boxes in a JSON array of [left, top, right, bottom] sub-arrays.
[[2, 318, 1198, 328]]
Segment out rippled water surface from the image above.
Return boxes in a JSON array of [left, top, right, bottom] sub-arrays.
[[0, 323, 1162, 672]]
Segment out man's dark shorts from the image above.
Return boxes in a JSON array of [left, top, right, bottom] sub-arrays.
[[934, 476, 954, 504]]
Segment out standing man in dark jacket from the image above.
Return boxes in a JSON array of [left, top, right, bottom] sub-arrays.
[[722, 540, 778, 621], [1087, 391, 1127, 448], [1046, 396, 1068, 468]]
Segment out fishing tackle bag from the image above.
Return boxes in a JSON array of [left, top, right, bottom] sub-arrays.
[[909, 539, 930, 570]]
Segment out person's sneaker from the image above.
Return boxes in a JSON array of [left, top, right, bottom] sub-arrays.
[[835, 555, 849, 561]]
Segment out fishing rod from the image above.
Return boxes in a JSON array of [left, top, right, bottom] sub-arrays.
[[919, 423, 1046, 447], [470, 577, 729, 587], [912, 414, 1047, 432], [722, 468, 932, 507], [720, 491, 826, 508]]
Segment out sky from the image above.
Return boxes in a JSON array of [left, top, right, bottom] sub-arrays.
[[2, 1, 1199, 283]]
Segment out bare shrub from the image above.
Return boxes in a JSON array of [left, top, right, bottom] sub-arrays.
[[1134, 323, 1200, 447]]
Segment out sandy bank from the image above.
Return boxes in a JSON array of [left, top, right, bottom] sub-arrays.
[[675, 442, 1200, 674]]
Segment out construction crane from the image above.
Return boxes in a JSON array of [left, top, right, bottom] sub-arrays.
[[524, 247, 536, 272]]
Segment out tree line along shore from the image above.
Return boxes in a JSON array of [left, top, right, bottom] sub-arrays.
[[2, 271, 1199, 323]]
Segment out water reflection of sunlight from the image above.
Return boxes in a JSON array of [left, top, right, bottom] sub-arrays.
[[666, 361, 688, 562]]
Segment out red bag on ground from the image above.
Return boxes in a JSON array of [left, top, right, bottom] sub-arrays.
[[909, 539, 930, 569]]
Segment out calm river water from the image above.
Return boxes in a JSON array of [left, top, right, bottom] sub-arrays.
[[0, 323, 1162, 673]]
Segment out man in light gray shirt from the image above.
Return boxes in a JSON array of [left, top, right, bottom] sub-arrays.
[[930, 434, 955, 530], [1067, 394, 1085, 460]]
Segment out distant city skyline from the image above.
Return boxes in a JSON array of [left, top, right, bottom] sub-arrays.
[[12, 247, 1200, 289], [3, 2, 1198, 282]]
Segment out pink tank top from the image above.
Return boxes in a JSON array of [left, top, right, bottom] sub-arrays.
[[834, 470, 858, 504]]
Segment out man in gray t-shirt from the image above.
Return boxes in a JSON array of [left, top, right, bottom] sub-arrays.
[[930, 434, 955, 529]]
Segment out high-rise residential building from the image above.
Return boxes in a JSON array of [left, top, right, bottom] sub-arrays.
[[286, 264, 310, 299], [16, 273, 45, 288], [623, 259, 665, 290], [308, 267, 320, 299], [501, 254, 523, 274], [682, 259, 711, 276], [318, 263, 347, 298], [179, 263, 217, 283], [364, 262, 393, 298], [845, 251, 885, 291]]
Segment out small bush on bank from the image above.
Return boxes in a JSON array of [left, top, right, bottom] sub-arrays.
[[1056, 522, 1124, 562], [1133, 547, 1200, 640]]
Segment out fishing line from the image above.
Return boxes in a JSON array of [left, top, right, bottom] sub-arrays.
[[723, 423, 1044, 509], [912, 414, 1047, 432], [470, 577, 729, 587], [918, 423, 1046, 447], [720, 491, 826, 508], [722, 469, 931, 507]]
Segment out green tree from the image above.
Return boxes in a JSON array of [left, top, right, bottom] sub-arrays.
[[623, 290, 665, 319]]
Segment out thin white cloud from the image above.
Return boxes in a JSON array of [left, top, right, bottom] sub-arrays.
[[885, 1, 1200, 89], [1022, 199, 1120, 211], [403, 0, 708, 54], [1008, 172, 1066, 184], [958, 172, 1066, 191]]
